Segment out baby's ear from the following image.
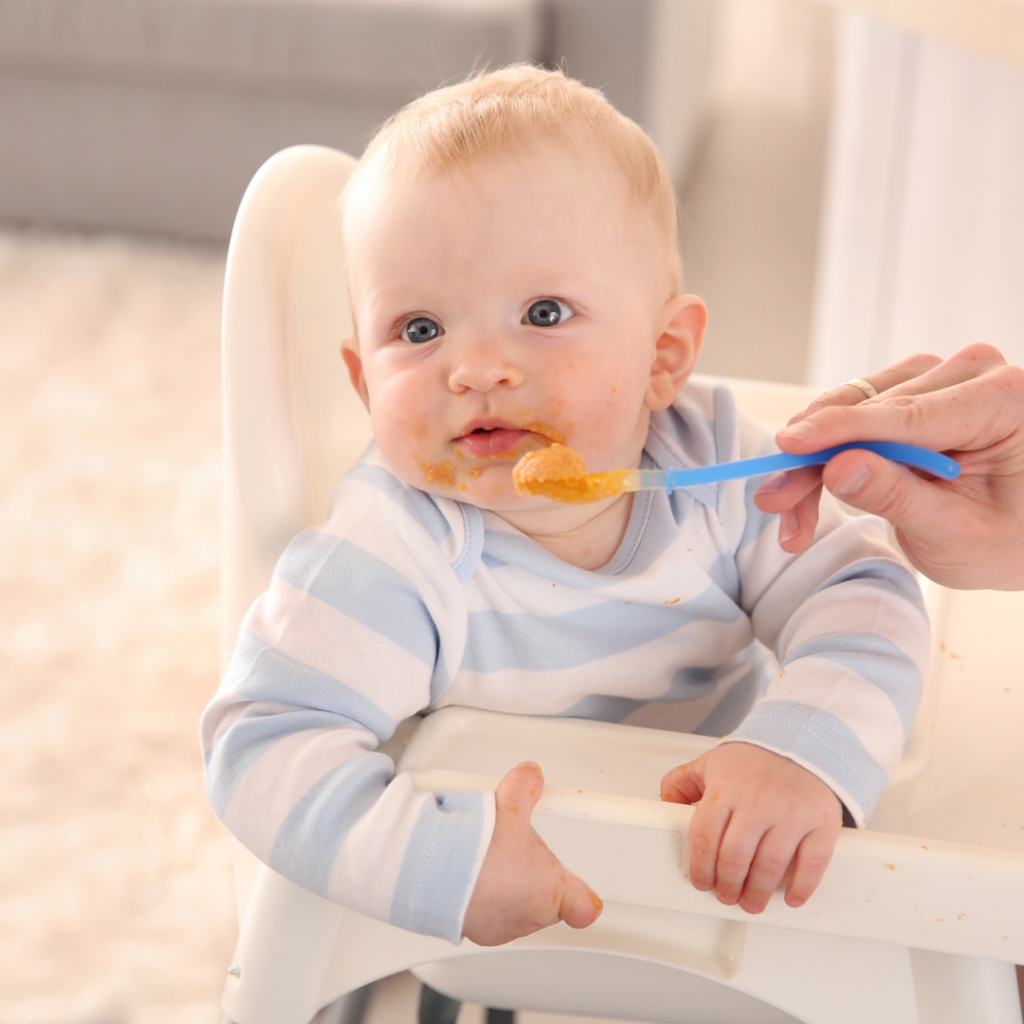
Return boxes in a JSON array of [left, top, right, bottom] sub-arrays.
[[645, 295, 707, 411], [341, 338, 371, 411]]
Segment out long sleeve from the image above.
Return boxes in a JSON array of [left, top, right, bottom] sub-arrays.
[[200, 455, 494, 942], [705, 388, 930, 824]]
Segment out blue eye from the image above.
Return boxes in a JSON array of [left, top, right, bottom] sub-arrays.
[[525, 299, 575, 327], [403, 317, 442, 343]]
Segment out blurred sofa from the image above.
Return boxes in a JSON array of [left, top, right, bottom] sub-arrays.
[[0, 0, 716, 238]]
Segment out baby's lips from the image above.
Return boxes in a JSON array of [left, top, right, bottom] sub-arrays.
[[454, 427, 531, 458]]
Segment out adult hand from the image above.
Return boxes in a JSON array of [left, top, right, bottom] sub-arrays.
[[754, 344, 1024, 590], [462, 761, 603, 945]]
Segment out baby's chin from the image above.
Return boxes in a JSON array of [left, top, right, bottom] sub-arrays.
[[385, 454, 531, 510], [419, 478, 541, 513]]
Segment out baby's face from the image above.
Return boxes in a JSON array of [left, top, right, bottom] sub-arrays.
[[343, 141, 690, 512]]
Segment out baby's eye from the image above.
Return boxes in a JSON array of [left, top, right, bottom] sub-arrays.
[[402, 317, 442, 344], [524, 299, 575, 327]]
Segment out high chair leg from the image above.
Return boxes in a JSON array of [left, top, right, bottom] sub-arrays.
[[418, 983, 461, 1024], [418, 983, 517, 1024]]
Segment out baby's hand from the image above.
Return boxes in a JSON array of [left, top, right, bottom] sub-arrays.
[[463, 761, 603, 946], [660, 742, 842, 914]]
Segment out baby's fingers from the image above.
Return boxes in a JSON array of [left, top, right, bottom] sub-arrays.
[[686, 793, 731, 894], [660, 758, 705, 805], [709, 813, 765, 906], [784, 825, 840, 909], [737, 826, 802, 914]]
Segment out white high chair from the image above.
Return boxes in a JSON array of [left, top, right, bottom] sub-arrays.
[[219, 145, 1024, 1024]]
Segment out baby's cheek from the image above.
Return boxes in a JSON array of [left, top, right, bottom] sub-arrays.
[[573, 388, 646, 455], [369, 414, 425, 481]]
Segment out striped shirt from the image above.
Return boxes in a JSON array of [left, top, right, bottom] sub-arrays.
[[201, 377, 930, 943]]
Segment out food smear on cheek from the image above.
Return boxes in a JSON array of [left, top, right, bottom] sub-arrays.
[[513, 443, 630, 503], [418, 460, 456, 488], [524, 422, 565, 445], [406, 417, 427, 440]]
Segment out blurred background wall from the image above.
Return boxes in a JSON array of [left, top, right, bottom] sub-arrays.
[[0, 0, 840, 382]]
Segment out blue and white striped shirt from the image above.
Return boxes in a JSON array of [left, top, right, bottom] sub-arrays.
[[201, 378, 929, 942]]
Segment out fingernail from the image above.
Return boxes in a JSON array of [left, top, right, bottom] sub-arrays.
[[778, 420, 815, 441], [588, 890, 604, 911], [519, 761, 541, 772], [778, 510, 799, 543], [832, 464, 871, 497], [759, 471, 789, 493]]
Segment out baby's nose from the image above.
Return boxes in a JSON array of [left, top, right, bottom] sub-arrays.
[[448, 342, 523, 393]]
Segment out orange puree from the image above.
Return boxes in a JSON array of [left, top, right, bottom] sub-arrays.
[[513, 443, 629, 503], [419, 460, 456, 488], [524, 422, 565, 445]]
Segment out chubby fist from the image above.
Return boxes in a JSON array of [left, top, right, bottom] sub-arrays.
[[462, 761, 603, 945]]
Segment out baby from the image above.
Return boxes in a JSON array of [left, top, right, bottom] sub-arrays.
[[202, 66, 930, 946]]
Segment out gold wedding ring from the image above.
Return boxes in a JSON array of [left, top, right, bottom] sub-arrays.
[[840, 377, 878, 400]]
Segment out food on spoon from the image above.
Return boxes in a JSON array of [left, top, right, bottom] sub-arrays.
[[512, 443, 632, 503]]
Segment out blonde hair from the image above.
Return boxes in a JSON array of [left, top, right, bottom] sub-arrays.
[[344, 64, 683, 295]]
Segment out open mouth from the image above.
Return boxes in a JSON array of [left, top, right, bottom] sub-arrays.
[[452, 418, 566, 460], [454, 426, 536, 459]]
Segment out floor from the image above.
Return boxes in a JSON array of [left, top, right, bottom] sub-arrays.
[[7, 2, 1021, 1023]]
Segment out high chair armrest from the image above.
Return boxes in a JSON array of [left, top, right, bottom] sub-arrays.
[[400, 709, 1024, 965]]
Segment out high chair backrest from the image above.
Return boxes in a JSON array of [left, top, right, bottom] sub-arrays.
[[220, 145, 371, 671], [218, 144, 829, 672], [217, 146, 1024, 1024]]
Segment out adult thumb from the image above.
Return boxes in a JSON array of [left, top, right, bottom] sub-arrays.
[[822, 449, 939, 529]]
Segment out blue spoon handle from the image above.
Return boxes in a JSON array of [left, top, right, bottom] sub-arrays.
[[663, 442, 960, 490]]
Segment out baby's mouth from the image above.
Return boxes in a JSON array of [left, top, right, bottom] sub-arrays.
[[454, 426, 535, 459], [453, 422, 559, 459]]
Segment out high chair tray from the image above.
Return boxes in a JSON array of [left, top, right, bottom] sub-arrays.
[[397, 586, 1024, 964]]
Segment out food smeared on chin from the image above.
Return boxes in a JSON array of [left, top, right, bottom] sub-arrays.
[[513, 443, 630, 503]]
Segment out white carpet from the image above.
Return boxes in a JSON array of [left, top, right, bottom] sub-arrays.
[[0, 227, 234, 1024]]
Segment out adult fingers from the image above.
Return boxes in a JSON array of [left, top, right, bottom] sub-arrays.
[[738, 825, 801, 914], [878, 343, 1007, 402], [558, 874, 604, 929], [788, 353, 943, 424], [777, 485, 824, 553], [777, 366, 1024, 454], [784, 825, 840, 908], [755, 465, 822, 512], [755, 468, 824, 553]]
